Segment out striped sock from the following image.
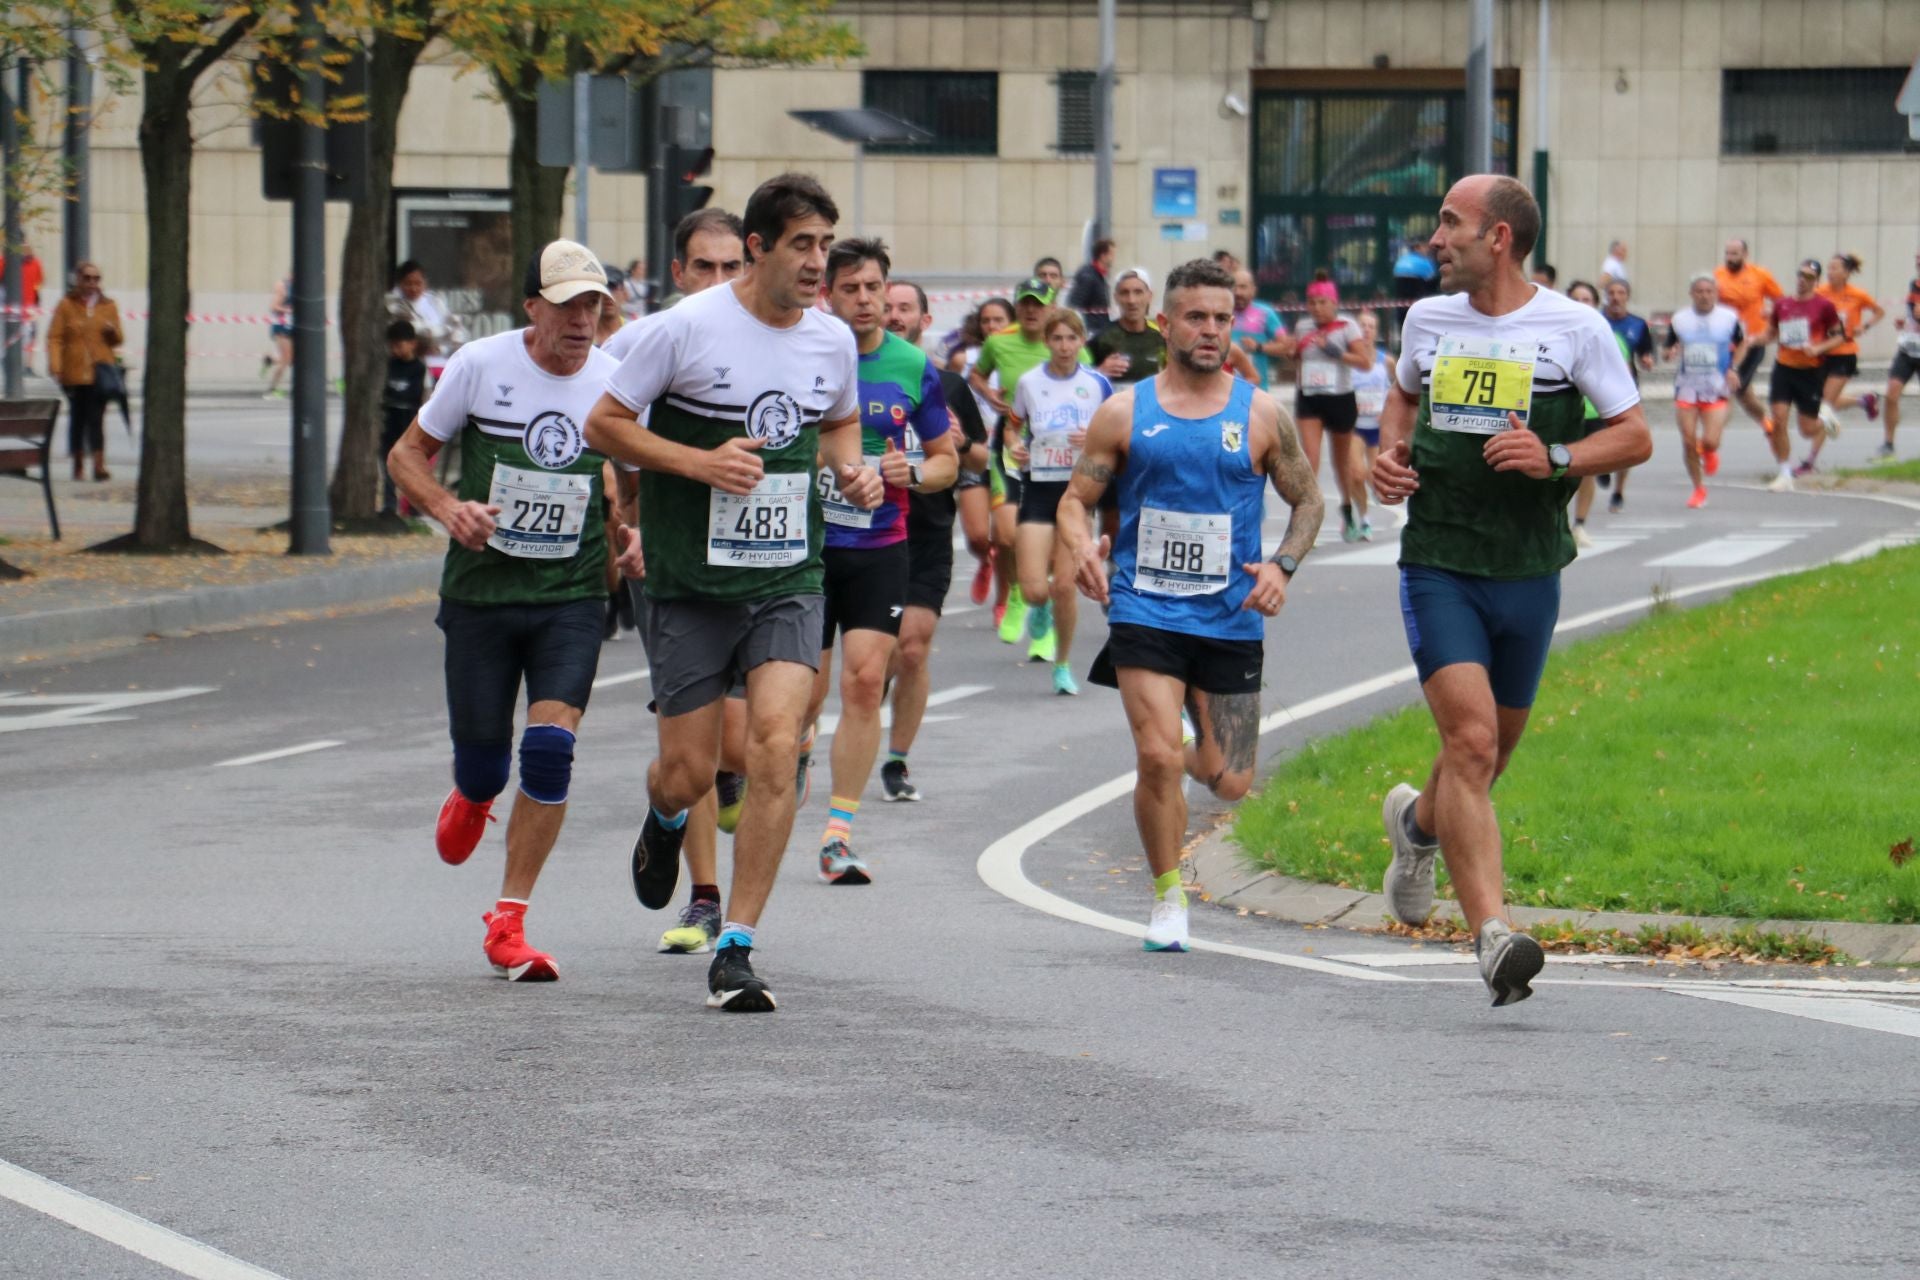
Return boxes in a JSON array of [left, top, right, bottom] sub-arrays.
[[887, 749, 908, 767], [717, 921, 756, 951], [823, 796, 859, 845]]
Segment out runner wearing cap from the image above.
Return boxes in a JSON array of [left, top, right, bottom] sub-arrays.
[[1715, 239, 1784, 430], [1292, 274, 1375, 543], [970, 276, 1091, 660], [386, 239, 626, 983], [1663, 272, 1749, 509], [1763, 259, 1846, 491]]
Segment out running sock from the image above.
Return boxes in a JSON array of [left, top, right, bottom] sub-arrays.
[[1152, 869, 1185, 904], [717, 921, 756, 951], [1403, 801, 1437, 848], [824, 797, 859, 844], [692, 883, 721, 905], [492, 897, 528, 918], [652, 805, 688, 830], [1341, 501, 1354, 527], [886, 749, 909, 768]]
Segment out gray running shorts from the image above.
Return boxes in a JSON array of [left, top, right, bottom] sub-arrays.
[[642, 592, 825, 717]]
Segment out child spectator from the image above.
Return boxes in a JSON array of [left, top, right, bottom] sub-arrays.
[[380, 320, 427, 517]]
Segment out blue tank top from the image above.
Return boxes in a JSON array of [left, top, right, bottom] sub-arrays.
[[1110, 376, 1267, 641]]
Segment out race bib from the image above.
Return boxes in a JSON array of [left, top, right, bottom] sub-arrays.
[[1429, 335, 1533, 434], [1898, 329, 1920, 357], [1136, 507, 1231, 597], [1681, 342, 1722, 374], [485, 464, 590, 560], [818, 455, 882, 528], [707, 472, 808, 567], [1354, 386, 1387, 418], [1301, 359, 1340, 393], [902, 426, 925, 464], [1777, 317, 1810, 349], [1030, 429, 1077, 482]]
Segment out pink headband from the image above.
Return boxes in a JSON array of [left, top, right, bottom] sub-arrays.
[[1306, 280, 1339, 301]]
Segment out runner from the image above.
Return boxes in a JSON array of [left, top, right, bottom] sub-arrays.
[[1812, 252, 1884, 452], [1765, 259, 1846, 490], [1562, 279, 1612, 550], [1230, 268, 1290, 390], [971, 277, 1091, 661], [1033, 257, 1066, 295], [1006, 306, 1113, 696], [950, 297, 1013, 607], [1292, 275, 1375, 542], [1601, 278, 1654, 512], [1715, 239, 1783, 430], [1087, 266, 1165, 550], [264, 273, 294, 400], [1883, 256, 1920, 461], [584, 173, 881, 1012], [1370, 176, 1650, 1007], [880, 277, 990, 801], [603, 207, 750, 957], [1057, 258, 1324, 953], [1350, 308, 1395, 537], [802, 238, 956, 879], [385, 239, 623, 983], [1664, 272, 1748, 510]]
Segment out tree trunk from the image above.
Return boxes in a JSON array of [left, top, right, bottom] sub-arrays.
[[128, 58, 195, 549], [505, 65, 567, 275], [329, 24, 427, 523]]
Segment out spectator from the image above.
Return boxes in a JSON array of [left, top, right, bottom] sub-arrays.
[[1066, 237, 1116, 335], [1601, 239, 1630, 285], [0, 243, 45, 373], [1531, 263, 1558, 290], [386, 259, 467, 378], [46, 261, 122, 482], [1392, 239, 1437, 300], [1032, 257, 1065, 294], [618, 258, 648, 318], [379, 320, 426, 517]]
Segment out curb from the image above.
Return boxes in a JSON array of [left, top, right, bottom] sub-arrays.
[[0, 554, 443, 654], [1187, 826, 1920, 967]]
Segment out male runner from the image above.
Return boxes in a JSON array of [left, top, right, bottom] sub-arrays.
[[1763, 259, 1846, 490], [1715, 239, 1783, 429], [1089, 267, 1165, 385], [804, 239, 957, 879], [1664, 273, 1748, 509], [1371, 176, 1650, 1007], [880, 278, 990, 802], [1059, 258, 1324, 953], [604, 207, 751, 957], [387, 239, 622, 982], [1033, 257, 1066, 295], [1600, 278, 1654, 512], [1230, 268, 1290, 389], [1883, 255, 1920, 460], [584, 173, 882, 1012]]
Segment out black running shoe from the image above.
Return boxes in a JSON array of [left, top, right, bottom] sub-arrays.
[[880, 758, 920, 802], [631, 809, 685, 910], [706, 944, 776, 1012]]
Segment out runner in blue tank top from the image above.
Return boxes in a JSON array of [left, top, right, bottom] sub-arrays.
[[1057, 258, 1324, 954]]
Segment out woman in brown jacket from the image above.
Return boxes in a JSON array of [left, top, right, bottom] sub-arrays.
[[46, 262, 123, 481]]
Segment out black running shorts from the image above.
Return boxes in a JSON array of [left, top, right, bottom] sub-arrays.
[[1088, 622, 1264, 696], [822, 541, 909, 642]]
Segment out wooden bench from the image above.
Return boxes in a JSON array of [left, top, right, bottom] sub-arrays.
[[0, 398, 63, 540]]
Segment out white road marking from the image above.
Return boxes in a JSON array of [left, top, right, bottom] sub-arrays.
[[1647, 536, 1796, 567], [817, 684, 990, 738], [213, 740, 343, 768], [1313, 539, 1403, 566], [0, 1155, 289, 1280], [1566, 534, 1649, 561], [590, 666, 651, 689], [1325, 951, 1636, 969], [1671, 990, 1920, 1039], [0, 687, 217, 734]]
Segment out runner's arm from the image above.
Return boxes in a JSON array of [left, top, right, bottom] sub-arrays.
[[1370, 383, 1422, 504], [1252, 391, 1323, 567], [820, 411, 883, 509], [1226, 344, 1258, 382], [1058, 394, 1130, 603], [1340, 333, 1375, 370], [386, 420, 496, 551], [583, 390, 765, 493]]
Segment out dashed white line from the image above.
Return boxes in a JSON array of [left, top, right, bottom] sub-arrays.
[[590, 666, 651, 689], [213, 740, 343, 768], [1671, 990, 1920, 1039]]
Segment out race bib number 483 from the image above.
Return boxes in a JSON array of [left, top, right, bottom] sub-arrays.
[[1429, 335, 1533, 434], [708, 472, 809, 567]]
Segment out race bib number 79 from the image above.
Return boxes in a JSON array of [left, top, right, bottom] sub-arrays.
[[1429, 335, 1534, 434]]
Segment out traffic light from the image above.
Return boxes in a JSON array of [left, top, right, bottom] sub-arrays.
[[663, 144, 715, 227]]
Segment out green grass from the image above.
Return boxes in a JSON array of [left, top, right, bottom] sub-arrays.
[[1233, 545, 1920, 924], [1837, 457, 1920, 483]]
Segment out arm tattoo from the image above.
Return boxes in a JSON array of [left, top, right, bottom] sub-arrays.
[[1073, 455, 1114, 486], [1265, 408, 1324, 564]]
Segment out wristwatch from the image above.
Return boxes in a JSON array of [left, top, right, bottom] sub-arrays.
[[906, 462, 923, 489], [1548, 444, 1573, 480], [1276, 554, 1299, 578]]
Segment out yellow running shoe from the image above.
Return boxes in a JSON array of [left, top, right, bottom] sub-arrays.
[[997, 593, 1027, 644], [714, 770, 746, 835]]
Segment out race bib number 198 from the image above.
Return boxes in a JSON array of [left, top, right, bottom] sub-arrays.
[[1429, 335, 1534, 434], [1136, 507, 1231, 596]]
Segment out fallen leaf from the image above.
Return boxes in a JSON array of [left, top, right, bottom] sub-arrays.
[[1891, 837, 1916, 868]]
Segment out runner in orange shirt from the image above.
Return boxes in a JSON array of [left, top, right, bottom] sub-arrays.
[[1715, 239, 1783, 430], [1814, 253, 1884, 446]]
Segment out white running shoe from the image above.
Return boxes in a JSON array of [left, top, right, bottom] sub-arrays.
[[1380, 783, 1439, 925], [1572, 524, 1594, 551], [1817, 402, 1840, 439], [1766, 471, 1794, 493], [1143, 894, 1190, 952]]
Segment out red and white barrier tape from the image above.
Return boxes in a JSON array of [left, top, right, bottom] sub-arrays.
[[0, 303, 324, 325]]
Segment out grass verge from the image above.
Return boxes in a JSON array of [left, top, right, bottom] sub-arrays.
[[1233, 544, 1920, 925], [1837, 457, 1920, 484]]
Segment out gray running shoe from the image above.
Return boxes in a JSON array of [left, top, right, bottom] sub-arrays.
[[1380, 783, 1439, 925], [1476, 919, 1545, 1008]]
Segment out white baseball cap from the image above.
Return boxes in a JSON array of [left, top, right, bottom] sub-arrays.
[[1115, 265, 1153, 291], [523, 239, 610, 305]]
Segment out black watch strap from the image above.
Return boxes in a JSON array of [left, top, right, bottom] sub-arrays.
[[1277, 553, 1300, 577]]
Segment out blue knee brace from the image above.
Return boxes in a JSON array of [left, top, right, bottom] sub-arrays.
[[517, 723, 576, 804], [451, 741, 512, 803]]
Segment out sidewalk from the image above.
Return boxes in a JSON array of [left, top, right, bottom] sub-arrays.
[[0, 468, 442, 658]]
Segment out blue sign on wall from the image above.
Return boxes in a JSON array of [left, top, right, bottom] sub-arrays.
[[1151, 167, 1198, 219]]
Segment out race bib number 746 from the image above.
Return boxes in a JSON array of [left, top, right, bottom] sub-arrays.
[[1429, 335, 1534, 434]]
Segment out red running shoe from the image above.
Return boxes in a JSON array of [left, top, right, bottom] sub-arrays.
[[1686, 486, 1708, 509], [969, 558, 991, 605], [1701, 446, 1719, 477], [435, 787, 495, 866], [482, 910, 558, 982]]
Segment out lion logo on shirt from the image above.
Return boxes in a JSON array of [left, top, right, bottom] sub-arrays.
[[523, 410, 584, 470], [746, 389, 804, 450]]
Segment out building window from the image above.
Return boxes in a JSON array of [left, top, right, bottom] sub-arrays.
[[1055, 70, 1096, 154], [861, 71, 998, 156], [1721, 68, 1912, 156]]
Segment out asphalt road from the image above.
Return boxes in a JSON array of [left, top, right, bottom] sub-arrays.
[[4, 416, 1920, 1279]]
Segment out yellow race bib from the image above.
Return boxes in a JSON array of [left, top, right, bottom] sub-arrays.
[[1429, 336, 1534, 434]]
